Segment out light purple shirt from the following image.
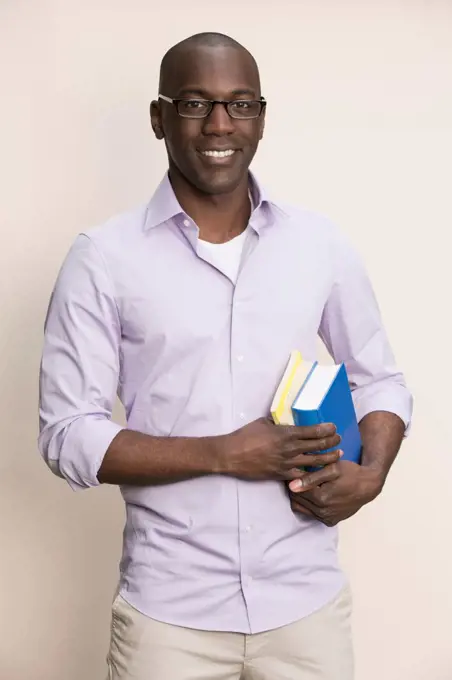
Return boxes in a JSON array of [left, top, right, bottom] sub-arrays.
[[38, 173, 412, 633]]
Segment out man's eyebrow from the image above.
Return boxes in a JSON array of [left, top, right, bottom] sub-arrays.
[[230, 88, 257, 97], [175, 87, 257, 98], [175, 88, 208, 98]]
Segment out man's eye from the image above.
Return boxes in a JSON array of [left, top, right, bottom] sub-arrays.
[[186, 100, 205, 108], [233, 101, 251, 109]]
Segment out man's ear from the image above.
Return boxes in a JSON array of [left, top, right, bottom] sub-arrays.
[[258, 108, 266, 141], [150, 100, 164, 140]]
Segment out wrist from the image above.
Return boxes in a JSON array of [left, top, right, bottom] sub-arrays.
[[360, 462, 386, 497], [209, 434, 233, 476]]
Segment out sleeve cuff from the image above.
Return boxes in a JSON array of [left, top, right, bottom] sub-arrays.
[[58, 418, 125, 491], [353, 391, 413, 437]]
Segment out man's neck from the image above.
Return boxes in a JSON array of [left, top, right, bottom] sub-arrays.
[[168, 170, 252, 244]]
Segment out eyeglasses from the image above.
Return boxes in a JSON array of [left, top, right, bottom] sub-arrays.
[[158, 94, 266, 120]]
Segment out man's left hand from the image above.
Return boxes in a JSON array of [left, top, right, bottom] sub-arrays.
[[288, 460, 384, 526]]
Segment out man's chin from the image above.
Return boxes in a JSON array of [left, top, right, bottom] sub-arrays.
[[192, 169, 247, 196]]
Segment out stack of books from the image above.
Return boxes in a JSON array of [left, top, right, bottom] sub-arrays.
[[270, 350, 362, 464]]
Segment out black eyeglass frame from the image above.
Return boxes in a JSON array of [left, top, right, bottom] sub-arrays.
[[158, 94, 267, 119]]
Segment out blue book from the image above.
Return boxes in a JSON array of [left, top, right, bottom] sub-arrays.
[[291, 362, 362, 466]]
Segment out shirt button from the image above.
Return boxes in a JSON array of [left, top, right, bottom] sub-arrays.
[[237, 355, 244, 362], [239, 412, 246, 420], [245, 525, 253, 533], [183, 219, 190, 227]]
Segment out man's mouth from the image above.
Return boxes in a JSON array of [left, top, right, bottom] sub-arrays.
[[200, 149, 236, 159]]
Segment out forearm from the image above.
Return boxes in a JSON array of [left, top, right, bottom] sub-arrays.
[[97, 429, 225, 486], [359, 410, 406, 484]]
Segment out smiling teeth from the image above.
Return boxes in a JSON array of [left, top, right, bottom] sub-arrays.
[[202, 150, 235, 158]]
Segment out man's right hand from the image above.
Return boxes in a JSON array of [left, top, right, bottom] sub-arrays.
[[217, 417, 342, 483]]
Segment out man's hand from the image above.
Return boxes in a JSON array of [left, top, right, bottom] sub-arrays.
[[287, 461, 384, 526], [218, 417, 343, 483]]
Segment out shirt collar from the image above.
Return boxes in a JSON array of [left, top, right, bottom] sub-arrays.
[[143, 171, 287, 231]]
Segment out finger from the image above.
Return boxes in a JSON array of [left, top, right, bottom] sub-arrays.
[[289, 486, 327, 508], [291, 497, 334, 525], [288, 463, 341, 492], [289, 483, 332, 510], [283, 467, 308, 481], [284, 449, 343, 470], [283, 459, 338, 483], [283, 434, 341, 457], [281, 423, 337, 440], [290, 499, 316, 518], [290, 495, 320, 514]]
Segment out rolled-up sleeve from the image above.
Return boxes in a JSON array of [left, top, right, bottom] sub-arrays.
[[38, 234, 124, 490], [319, 232, 413, 432]]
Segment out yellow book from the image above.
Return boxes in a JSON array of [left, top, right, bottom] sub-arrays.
[[270, 350, 314, 425]]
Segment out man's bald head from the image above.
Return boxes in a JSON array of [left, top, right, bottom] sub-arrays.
[[158, 32, 260, 94], [151, 32, 265, 196]]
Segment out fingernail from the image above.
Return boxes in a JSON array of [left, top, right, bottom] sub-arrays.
[[291, 480, 303, 492], [338, 450, 344, 457]]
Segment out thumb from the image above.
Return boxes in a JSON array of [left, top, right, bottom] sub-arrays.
[[288, 475, 307, 493]]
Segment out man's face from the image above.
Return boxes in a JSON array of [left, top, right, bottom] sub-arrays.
[[151, 45, 265, 195]]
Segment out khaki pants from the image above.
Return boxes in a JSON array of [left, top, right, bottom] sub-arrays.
[[106, 586, 353, 680]]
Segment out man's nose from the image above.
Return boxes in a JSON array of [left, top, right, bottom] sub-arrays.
[[202, 102, 235, 135]]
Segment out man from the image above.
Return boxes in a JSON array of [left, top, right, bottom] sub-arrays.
[[38, 32, 412, 680]]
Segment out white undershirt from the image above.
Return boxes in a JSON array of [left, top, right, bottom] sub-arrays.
[[196, 192, 253, 284], [197, 227, 249, 284]]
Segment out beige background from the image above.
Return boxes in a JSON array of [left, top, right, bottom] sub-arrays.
[[1, 1, 450, 679]]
